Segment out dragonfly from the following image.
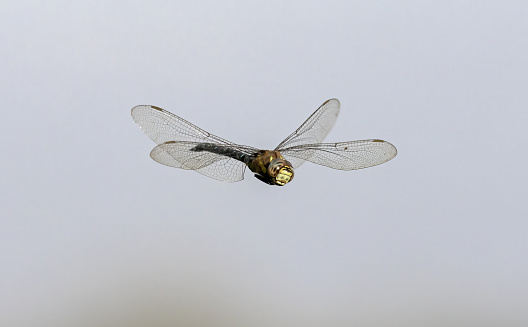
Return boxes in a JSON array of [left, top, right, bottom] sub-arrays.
[[131, 99, 397, 186]]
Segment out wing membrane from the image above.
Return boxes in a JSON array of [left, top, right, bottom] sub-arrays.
[[131, 105, 259, 150], [150, 141, 247, 182], [131, 105, 258, 182], [280, 139, 397, 170], [275, 99, 340, 168]]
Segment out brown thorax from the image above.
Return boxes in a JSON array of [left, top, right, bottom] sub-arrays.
[[246, 150, 294, 186]]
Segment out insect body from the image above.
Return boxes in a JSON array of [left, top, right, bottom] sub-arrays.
[[188, 144, 294, 185], [132, 99, 397, 186]]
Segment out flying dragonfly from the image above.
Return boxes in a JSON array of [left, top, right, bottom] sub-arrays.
[[131, 99, 397, 186]]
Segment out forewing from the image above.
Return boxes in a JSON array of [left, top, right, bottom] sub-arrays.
[[131, 105, 249, 147], [276, 99, 340, 149], [280, 139, 397, 170], [150, 141, 247, 182], [275, 99, 340, 167], [132, 105, 259, 182]]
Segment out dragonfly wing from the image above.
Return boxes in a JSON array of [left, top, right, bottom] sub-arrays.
[[151, 141, 247, 182], [280, 139, 397, 170], [275, 99, 340, 168], [132, 105, 248, 146], [132, 105, 259, 182]]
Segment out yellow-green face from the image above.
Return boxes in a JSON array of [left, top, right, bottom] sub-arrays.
[[268, 158, 294, 186], [274, 166, 294, 185]]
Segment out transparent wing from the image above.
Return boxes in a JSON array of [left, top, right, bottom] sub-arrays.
[[275, 99, 340, 168], [131, 105, 259, 182], [280, 139, 397, 170], [150, 141, 247, 182], [131, 105, 259, 151]]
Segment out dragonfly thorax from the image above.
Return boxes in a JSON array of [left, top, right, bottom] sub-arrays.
[[246, 150, 294, 186]]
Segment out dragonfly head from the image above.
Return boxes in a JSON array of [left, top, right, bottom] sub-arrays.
[[268, 158, 294, 186]]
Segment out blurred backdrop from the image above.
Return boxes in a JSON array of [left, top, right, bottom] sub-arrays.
[[1, 1, 527, 326]]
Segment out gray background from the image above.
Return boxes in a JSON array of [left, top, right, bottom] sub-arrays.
[[1, 1, 527, 326]]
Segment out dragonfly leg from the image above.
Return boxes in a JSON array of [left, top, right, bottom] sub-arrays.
[[254, 174, 276, 185]]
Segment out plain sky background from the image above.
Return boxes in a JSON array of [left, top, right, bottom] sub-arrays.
[[1, 1, 527, 326]]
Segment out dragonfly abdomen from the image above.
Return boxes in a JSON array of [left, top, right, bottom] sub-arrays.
[[190, 143, 250, 162]]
